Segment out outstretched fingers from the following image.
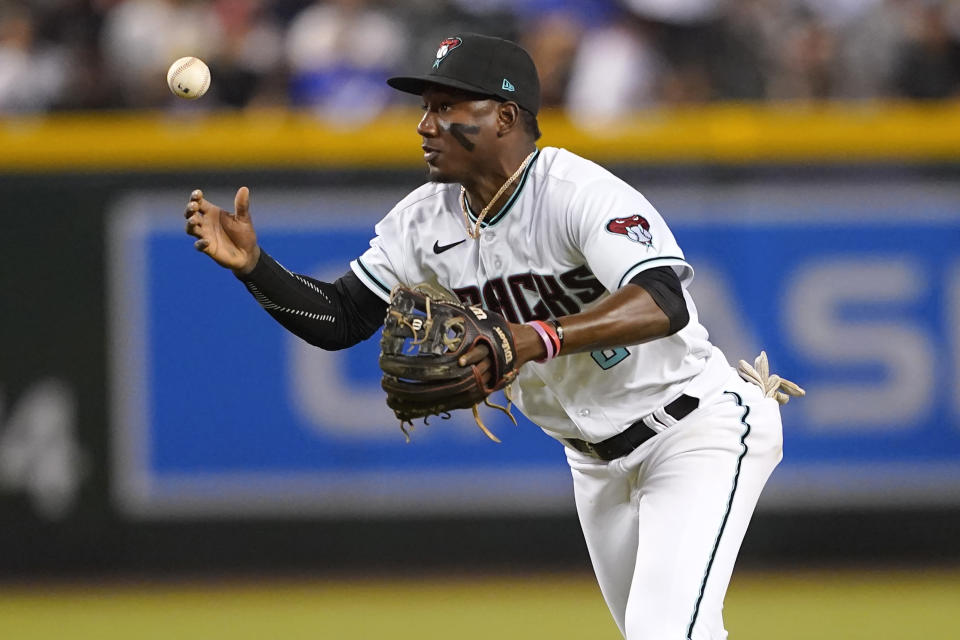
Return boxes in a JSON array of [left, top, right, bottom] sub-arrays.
[[184, 189, 204, 219], [184, 189, 215, 252], [234, 186, 250, 221], [184, 200, 203, 237], [181, 186, 257, 269]]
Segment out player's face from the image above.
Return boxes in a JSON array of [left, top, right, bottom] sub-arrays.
[[417, 86, 501, 183]]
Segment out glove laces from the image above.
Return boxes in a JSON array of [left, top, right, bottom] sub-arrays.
[[736, 351, 806, 405]]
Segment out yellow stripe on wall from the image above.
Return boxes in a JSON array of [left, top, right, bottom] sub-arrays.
[[2, 101, 959, 171]]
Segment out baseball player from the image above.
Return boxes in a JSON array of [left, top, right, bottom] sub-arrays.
[[184, 33, 802, 640]]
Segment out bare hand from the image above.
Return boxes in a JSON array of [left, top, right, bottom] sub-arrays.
[[184, 187, 260, 274]]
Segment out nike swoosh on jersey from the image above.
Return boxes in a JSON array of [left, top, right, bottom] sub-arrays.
[[433, 239, 466, 254]]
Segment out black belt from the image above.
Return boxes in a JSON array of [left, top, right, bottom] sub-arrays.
[[564, 394, 699, 461]]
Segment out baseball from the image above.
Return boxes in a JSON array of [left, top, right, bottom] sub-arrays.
[[166, 56, 210, 99]]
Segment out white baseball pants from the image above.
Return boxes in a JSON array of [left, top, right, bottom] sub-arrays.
[[566, 368, 783, 640]]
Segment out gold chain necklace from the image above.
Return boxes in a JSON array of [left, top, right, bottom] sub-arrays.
[[459, 150, 536, 239]]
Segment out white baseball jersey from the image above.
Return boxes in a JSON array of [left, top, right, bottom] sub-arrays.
[[346, 144, 785, 639], [351, 146, 715, 443]]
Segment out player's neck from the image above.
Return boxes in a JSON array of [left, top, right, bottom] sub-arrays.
[[462, 146, 536, 215]]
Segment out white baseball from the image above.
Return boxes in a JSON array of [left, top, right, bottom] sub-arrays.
[[166, 57, 210, 100]]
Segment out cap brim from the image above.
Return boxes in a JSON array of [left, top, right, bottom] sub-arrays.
[[387, 75, 499, 100]]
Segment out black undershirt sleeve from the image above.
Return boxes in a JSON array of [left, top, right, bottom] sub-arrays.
[[237, 250, 388, 350], [628, 266, 690, 335]]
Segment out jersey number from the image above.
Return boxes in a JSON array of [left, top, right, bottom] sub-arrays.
[[591, 347, 631, 370]]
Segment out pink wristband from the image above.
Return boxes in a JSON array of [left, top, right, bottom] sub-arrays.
[[529, 320, 559, 362]]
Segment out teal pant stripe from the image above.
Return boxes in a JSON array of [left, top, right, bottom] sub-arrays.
[[686, 390, 751, 639]]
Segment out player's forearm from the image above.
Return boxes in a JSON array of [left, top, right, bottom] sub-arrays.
[[238, 250, 386, 350], [512, 284, 671, 366], [554, 284, 670, 354]]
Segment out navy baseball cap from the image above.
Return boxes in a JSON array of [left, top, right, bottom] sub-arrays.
[[388, 33, 541, 115]]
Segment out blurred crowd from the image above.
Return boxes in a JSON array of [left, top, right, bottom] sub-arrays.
[[3, 0, 960, 121]]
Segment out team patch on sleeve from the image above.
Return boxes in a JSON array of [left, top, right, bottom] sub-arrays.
[[606, 214, 653, 247]]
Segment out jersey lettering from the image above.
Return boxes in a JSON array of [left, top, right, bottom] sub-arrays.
[[591, 347, 631, 370], [533, 274, 581, 317], [482, 278, 520, 323], [455, 267, 605, 322], [560, 265, 606, 304], [507, 273, 545, 321], [453, 286, 482, 307]]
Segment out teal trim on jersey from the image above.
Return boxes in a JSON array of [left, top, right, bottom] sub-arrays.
[[617, 256, 686, 289], [463, 148, 540, 228], [686, 391, 751, 640], [355, 258, 391, 296]]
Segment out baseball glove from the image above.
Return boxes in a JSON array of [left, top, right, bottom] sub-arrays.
[[379, 285, 520, 442]]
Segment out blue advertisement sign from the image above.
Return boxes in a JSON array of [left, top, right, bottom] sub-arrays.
[[109, 183, 960, 517]]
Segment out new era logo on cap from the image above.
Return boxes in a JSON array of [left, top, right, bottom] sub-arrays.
[[502, 79, 515, 91]]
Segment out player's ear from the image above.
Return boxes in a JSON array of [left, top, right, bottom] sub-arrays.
[[496, 102, 520, 137]]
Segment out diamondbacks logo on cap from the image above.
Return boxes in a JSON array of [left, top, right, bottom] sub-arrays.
[[606, 214, 653, 246], [433, 37, 462, 68]]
